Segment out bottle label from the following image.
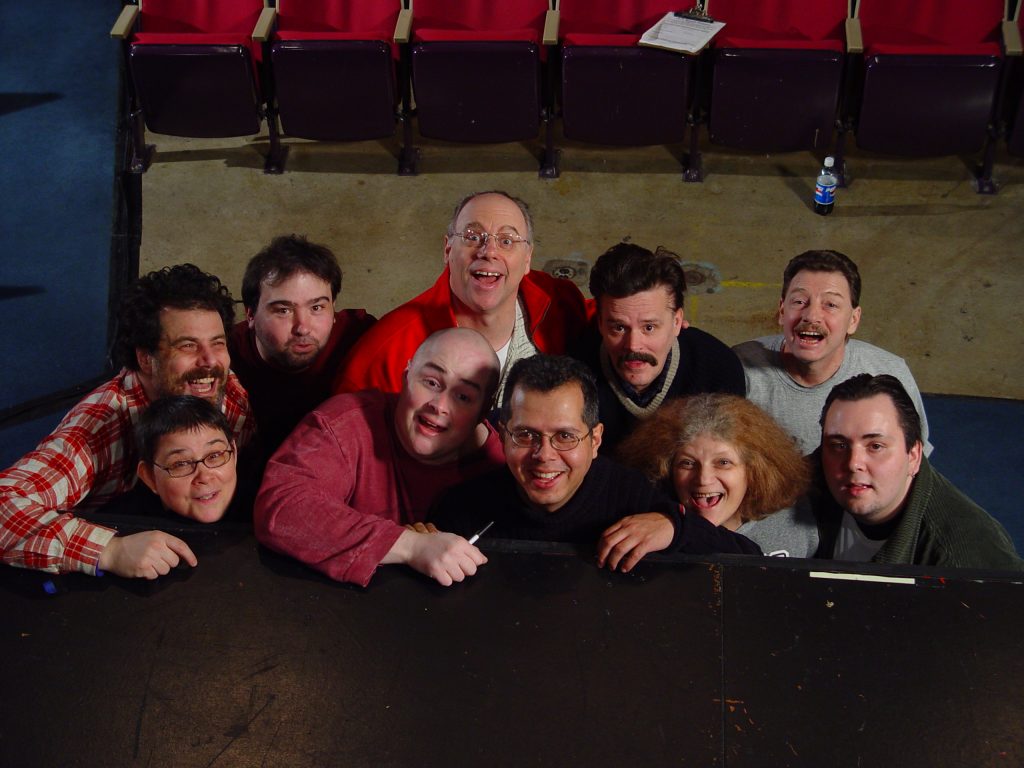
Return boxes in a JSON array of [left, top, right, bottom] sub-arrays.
[[814, 182, 836, 206]]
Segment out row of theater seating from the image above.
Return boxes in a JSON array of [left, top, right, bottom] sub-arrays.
[[112, 0, 1024, 192]]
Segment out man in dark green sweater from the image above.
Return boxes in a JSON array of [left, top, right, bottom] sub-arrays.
[[814, 373, 1022, 570], [431, 355, 760, 572]]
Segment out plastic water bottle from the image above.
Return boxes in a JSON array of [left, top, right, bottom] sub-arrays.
[[814, 156, 837, 216]]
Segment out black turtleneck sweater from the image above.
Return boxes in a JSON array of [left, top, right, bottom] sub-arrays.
[[430, 455, 760, 556]]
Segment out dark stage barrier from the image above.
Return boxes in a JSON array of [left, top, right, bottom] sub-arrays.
[[2, 526, 1022, 767]]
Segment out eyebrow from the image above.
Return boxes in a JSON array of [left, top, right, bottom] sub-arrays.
[[422, 361, 483, 391], [461, 221, 522, 235], [824, 431, 886, 441], [165, 332, 227, 345], [161, 438, 229, 459], [266, 297, 331, 307]]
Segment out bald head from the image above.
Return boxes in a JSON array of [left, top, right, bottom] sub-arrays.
[[410, 328, 501, 409], [393, 329, 501, 465]]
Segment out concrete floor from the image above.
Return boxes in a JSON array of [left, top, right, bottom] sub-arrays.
[[139, 130, 1024, 400]]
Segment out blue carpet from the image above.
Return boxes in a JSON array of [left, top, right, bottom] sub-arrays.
[[0, 0, 119, 411], [924, 395, 1024, 552]]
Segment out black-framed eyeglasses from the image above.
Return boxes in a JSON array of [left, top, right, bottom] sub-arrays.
[[152, 449, 234, 478], [453, 228, 530, 252], [504, 426, 591, 452]]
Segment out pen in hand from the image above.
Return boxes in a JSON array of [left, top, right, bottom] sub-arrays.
[[467, 521, 494, 545]]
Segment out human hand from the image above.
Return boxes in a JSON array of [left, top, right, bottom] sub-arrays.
[[97, 531, 198, 579], [390, 530, 487, 586], [596, 513, 675, 573], [404, 522, 440, 534]]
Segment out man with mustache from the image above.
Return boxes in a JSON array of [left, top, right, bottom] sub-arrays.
[[229, 235, 375, 453], [574, 243, 744, 452], [334, 190, 589, 404], [255, 328, 505, 587], [733, 250, 931, 456], [0, 264, 253, 578], [812, 374, 1019, 569]]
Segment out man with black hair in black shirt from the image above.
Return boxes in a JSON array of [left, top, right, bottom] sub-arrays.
[[431, 355, 759, 572]]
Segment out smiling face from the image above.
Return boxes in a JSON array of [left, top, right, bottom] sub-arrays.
[[394, 330, 499, 466], [137, 425, 237, 523], [247, 271, 335, 371], [672, 433, 749, 529], [443, 193, 533, 319], [503, 383, 603, 514], [778, 270, 862, 384], [598, 286, 685, 393], [821, 394, 922, 526], [138, 308, 231, 405]]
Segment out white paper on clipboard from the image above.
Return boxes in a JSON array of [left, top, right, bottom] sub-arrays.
[[639, 11, 725, 55]]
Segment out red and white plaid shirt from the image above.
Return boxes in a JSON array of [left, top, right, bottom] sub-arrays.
[[0, 369, 253, 575]]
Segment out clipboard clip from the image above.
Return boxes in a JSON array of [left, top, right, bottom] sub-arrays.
[[674, 2, 714, 22]]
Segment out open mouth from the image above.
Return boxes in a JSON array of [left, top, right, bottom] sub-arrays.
[[471, 269, 503, 287], [844, 482, 872, 497], [794, 326, 826, 346], [193, 490, 220, 503], [690, 492, 723, 510], [416, 414, 448, 435], [186, 377, 217, 397], [530, 469, 564, 489]]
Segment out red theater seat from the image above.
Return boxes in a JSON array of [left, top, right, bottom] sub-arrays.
[[703, 0, 850, 155], [557, 0, 694, 166], [409, 0, 556, 175], [270, 0, 416, 174], [111, 0, 282, 172], [852, 0, 1007, 165]]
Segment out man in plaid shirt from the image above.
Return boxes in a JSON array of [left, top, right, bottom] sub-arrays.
[[0, 264, 254, 579]]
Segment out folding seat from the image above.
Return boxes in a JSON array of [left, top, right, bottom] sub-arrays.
[[409, 0, 557, 176], [851, 0, 1010, 191], [270, 0, 417, 174], [702, 0, 850, 156], [110, 0, 282, 173], [557, 0, 694, 166]]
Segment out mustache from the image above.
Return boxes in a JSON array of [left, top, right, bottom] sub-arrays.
[[619, 351, 658, 366], [794, 322, 827, 335], [182, 366, 226, 382]]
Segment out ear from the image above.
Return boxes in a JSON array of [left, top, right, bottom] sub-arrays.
[[136, 347, 154, 376], [443, 235, 454, 266], [590, 423, 604, 458], [672, 307, 685, 336], [777, 298, 785, 328], [907, 439, 923, 477], [245, 306, 256, 329], [137, 461, 159, 494], [523, 243, 532, 274], [847, 306, 862, 335]]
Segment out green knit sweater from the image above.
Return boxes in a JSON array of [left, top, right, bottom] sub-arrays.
[[817, 457, 1024, 571]]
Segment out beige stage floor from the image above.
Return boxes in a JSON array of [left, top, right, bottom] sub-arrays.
[[139, 131, 1024, 400]]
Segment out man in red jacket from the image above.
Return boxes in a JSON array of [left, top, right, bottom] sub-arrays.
[[334, 191, 589, 404]]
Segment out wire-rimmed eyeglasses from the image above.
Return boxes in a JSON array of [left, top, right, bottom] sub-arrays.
[[153, 449, 234, 478], [452, 228, 530, 252], [504, 427, 591, 452]]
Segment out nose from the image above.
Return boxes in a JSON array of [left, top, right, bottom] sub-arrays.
[[428, 389, 450, 415], [847, 445, 865, 472], [698, 463, 714, 485], [196, 343, 218, 367], [193, 463, 213, 483], [293, 308, 311, 336], [625, 329, 643, 350], [532, 434, 558, 461]]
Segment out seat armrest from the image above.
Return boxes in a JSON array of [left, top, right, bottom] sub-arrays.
[[253, 7, 276, 43], [1002, 20, 1023, 56], [110, 4, 139, 40], [543, 9, 559, 46], [395, 8, 412, 44], [845, 17, 863, 54]]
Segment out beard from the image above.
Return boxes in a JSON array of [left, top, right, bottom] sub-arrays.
[[153, 364, 228, 406]]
